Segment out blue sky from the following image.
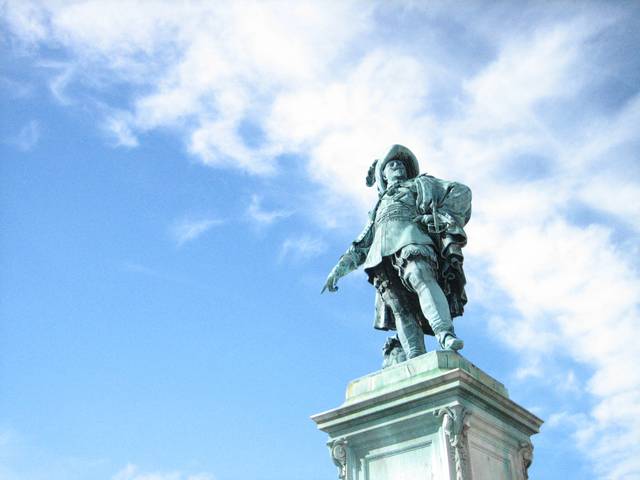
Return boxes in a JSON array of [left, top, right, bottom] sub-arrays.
[[1, 1, 639, 479]]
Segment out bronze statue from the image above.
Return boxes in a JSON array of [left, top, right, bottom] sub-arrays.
[[323, 145, 471, 362]]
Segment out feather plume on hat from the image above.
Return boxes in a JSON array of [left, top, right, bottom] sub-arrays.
[[366, 160, 378, 187]]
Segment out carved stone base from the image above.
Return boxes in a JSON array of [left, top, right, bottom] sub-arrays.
[[312, 351, 542, 480]]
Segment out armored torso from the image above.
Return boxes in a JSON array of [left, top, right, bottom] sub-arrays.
[[362, 179, 434, 271]]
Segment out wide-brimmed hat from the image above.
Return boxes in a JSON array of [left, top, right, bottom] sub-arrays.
[[369, 145, 420, 194]]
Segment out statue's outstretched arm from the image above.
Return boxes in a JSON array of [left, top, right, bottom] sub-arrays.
[[322, 223, 372, 293], [322, 245, 365, 293]]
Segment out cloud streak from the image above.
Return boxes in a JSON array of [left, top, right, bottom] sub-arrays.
[[246, 195, 292, 226], [170, 217, 223, 247], [279, 235, 327, 263], [6, 119, 40, 152]]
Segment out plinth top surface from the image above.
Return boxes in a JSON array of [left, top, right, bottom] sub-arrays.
[[345, 351, 508, 404], [312, 351, 543, 437]]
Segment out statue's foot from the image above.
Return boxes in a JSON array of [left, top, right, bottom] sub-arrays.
[[406, 350, 428, 360], [441, 334, 464, 351]]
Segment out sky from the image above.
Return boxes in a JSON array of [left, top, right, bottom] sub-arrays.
[[1, 1, 639, 479]]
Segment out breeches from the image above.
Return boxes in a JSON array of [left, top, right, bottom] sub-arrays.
[[372, 244, 454, 337]]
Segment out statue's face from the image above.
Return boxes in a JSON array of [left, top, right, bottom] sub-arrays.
[[383, 159, 407, 183]]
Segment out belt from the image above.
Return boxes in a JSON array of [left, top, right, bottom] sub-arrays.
[[375, 206, 416, 225]]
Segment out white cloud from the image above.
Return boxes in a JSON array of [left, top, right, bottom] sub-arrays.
[[267, 48, 432, 210], [246, 195, 291, 226], [2, 1, 48, 43], [2, 1, 373, 173], [48, 64, 74, 105], [7, 119, 40, 152], [546, 410, 588, 430], [112, 464, 214, 480], [104, 112, 139, 147], [280, 235, 327, 262], [170, 217, 223, 247]]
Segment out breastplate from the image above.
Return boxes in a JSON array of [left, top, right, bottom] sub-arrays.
[[375, 187, 418, 225], [363, 183, 432, 271]]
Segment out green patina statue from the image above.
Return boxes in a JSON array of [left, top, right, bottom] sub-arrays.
[[323, 145, 471, 364]]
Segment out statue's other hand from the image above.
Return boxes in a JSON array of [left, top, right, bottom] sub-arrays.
[[414, 213, 454, 232], [321, 272, 339, 294], [413, 214, 434, 226]]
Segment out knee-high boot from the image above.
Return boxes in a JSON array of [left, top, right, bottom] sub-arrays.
[[380, 288, 426, 359], [405, 260, 464, 351]]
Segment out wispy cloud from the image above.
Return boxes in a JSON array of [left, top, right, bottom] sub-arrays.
[[279, 235, 327, 262], [121, 262, 208, 290], [121, 262, 159, 277], [170, 217, 223, 247], [48, 64, 74, 105], [0, 75, 34, 98], [246, 194, 292, 226], [34, 60, 76, 105], [6, 119, 40, 152], [104, 112, 139, 147], [546, 410, 588, 430], [113, 464, 214, 480]]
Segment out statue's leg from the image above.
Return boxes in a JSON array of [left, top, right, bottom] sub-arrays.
[[402, 258, 464, 351], [379, 284, 426, 359]]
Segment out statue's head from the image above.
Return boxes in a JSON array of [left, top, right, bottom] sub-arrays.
[[383, 160, 407, 183], [366, 145, 420, 194]]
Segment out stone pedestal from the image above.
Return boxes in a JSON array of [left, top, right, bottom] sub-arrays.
[[312, 351, 542, 480]]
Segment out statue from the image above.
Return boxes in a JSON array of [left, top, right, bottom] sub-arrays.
[[322, 145, 471, 362]]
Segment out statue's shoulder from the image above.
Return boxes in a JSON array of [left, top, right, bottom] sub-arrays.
[[413, 174, 436, 187], [416, 174, 470, 193]]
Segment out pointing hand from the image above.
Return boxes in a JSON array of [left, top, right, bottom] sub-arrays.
[[321, 272, 339, 294]]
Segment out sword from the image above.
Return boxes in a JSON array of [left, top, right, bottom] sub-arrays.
[[432, 202, 439, 233], [426, 201, 444, 234]]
